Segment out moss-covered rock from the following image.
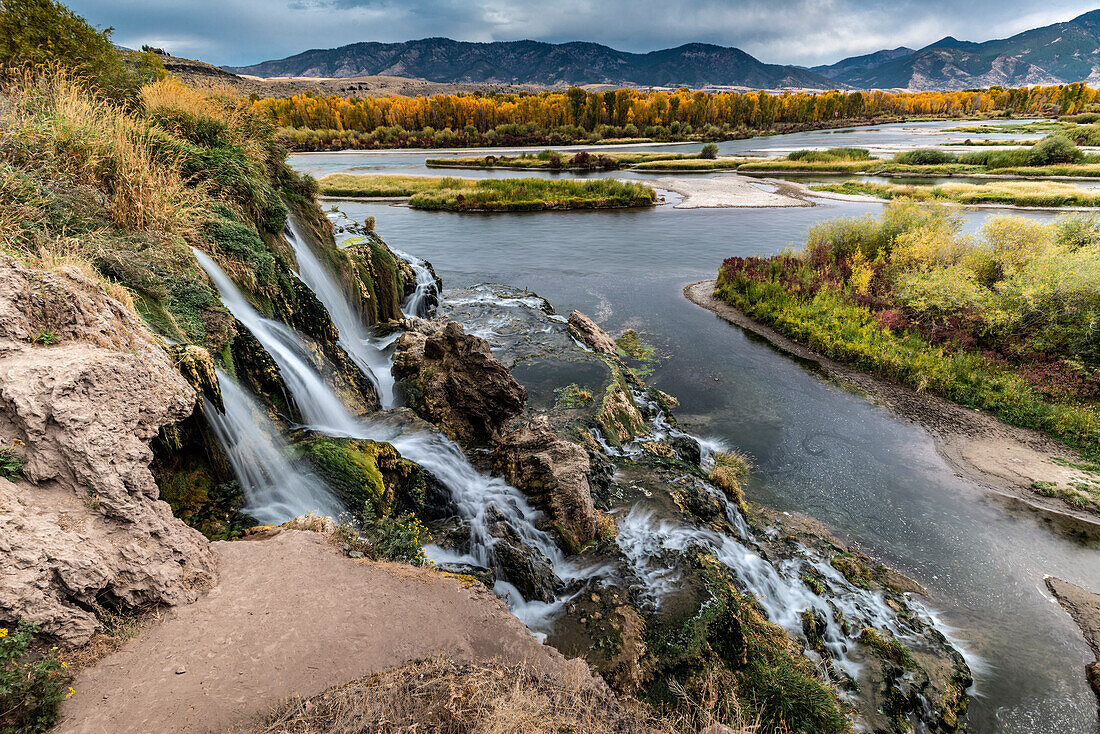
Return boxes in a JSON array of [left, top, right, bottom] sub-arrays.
[[645, 553, 849, 734], [595, 372, 646, 446], [293, 435, 452, 521]]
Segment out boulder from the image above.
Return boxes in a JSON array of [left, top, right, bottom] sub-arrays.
[[486, 510, 561, 603], [0, 257, 216, 643], [392, 319, 525, 445], [494, 415, 598, 550], [568, 310, 617, 355]]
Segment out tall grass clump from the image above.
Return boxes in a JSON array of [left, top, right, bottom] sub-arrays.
[[717, 200, 1100, 467], [0, 67, 312, 350]]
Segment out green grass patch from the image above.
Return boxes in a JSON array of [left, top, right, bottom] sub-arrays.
[[319, 174, 656, 211]]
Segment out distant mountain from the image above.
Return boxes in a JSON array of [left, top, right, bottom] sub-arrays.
[[829, 9, 1100, 90], [810, 47, 914, 81], [226, 38, 841, 89]]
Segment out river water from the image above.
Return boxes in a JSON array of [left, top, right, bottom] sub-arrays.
[[288, 126, 1100, 733]]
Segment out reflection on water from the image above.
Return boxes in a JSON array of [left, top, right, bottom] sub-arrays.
[[291, 124, 1099, 733]]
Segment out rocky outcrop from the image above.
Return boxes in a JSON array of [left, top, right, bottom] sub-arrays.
[[1046, 576, 1100, 705], [494, 415, 598, 550], [0, 257, 216, 643], [568, 310, 617, 355], [392, 319, 525, 445]]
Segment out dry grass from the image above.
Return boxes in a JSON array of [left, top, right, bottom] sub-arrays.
[[230, 658, 664, 734], [708, 450, 752, 507], [29, 73, 206, 234]]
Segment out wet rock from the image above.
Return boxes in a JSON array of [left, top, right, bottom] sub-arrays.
[[568, 310, 617, 355], [494, 415, 598, 550], [670, 435, 702, 466], [392, 319, 526, 445], [0, 257, 216, 643], [596, 381, 646, 446], [294, 434, 455, 521], [486, 511, 561, 603]]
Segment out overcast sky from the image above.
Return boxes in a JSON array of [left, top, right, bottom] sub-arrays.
[[69, 0, 1100, 68]]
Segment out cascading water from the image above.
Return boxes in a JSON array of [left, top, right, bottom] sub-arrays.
[[284, 216, 398, 409], [613, 396, 951, 682], [193, 249, 359, 429], [194, 246, 595, 630], [395, 250, 439, 319], [195, 238, 965, 698], [205, 368, 343, 524]]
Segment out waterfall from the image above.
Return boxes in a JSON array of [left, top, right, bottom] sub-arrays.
[[394, 250, 439, 319], [284, 217, 398, 409], [193, 249, 360, 429], [194, 246, 596, 628], [205, 369, 342, 524]]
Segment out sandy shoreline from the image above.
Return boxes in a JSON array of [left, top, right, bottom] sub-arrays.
[[684, 280, 1100, 535]]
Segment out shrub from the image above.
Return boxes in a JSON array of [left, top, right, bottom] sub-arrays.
[[0, 441, 27, 481], [699, 142, 719, 159], [1028, 135, 1082, 166], [893, 148, 957, 165], [338, 512, 430, 566], [0, 622, 70, 734]]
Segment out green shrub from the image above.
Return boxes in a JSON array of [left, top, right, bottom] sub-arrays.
[[0, 622, 70, 734], [0, 0, 164, 101], [699, 142, 719, 159], [1028, 135, 1082, 166], [0, 442, 27, 481], [338, 512, 430, 566], [893, 148, 957, 165]]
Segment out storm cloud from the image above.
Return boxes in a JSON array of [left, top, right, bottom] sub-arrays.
[[69, 0, 1100, 68]]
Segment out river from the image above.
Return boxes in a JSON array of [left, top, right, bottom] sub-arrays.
[[288, 126, 1100, 733]]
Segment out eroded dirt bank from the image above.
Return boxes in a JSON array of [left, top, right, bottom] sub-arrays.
[[57, 530, 583, 734], [685, 280, 1100, 535]]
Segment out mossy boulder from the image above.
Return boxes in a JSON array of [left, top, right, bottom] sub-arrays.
[[644, 554, 849, 734], [294, 435, 452, 520]]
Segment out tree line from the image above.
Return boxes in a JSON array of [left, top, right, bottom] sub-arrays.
[[252, 83, 1100, 150]]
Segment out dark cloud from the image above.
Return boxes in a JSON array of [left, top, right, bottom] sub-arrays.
[[68, 0, 1100, 68]]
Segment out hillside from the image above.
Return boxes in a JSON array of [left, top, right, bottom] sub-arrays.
[[226, 37, 841, 89], [826, 9, 1100, 90], [810, 46, 914, 80]]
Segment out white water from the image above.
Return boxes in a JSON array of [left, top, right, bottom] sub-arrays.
[[284, 217, 398, 409], [193, 249, 359, 429], [205, 368, 342, 524], [395, 250, 439, 319], [195, 245, 601, 628]]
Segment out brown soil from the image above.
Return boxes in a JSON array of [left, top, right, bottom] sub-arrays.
[[684, 280, 1100, 535], [55, 530, 582, 734]]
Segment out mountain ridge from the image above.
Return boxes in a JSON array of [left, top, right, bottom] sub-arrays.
[[227, 37, 842, 89], [228, 9, 1100, 91]]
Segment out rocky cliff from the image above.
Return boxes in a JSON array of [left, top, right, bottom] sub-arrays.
[[0, 257, 216, 643]]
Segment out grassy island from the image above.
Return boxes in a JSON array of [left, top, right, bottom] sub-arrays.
[[318, 173, 657, 211], [715, 201, 1100, 508], [811, 180, 1100, 208]]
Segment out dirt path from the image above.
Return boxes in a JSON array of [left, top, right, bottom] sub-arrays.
[[57, 530, 581, 734], [684, 280, 1100, 535]]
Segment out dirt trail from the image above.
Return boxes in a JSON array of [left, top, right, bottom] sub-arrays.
[[57, 530, 580, 734], [685, 280, 1100, 535]]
